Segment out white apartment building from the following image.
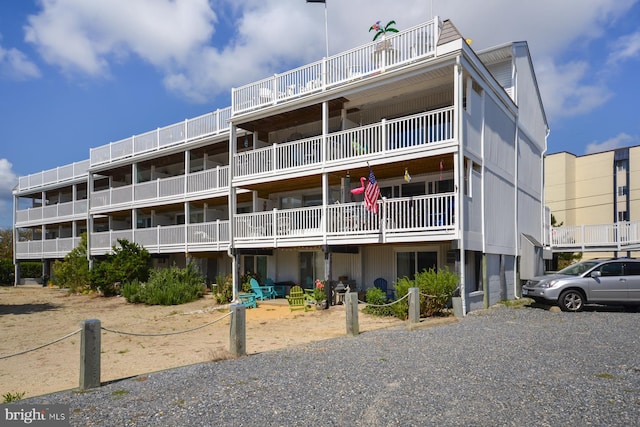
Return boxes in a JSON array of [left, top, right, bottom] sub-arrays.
[[13, 17, 549, 313]]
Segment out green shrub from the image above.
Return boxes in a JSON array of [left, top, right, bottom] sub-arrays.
[[52, 233, 90, 293], [416, 267, 458, 317], [391, 277, 412, 320], [20, 261, 43, 278], [214, 274, 233, 304], [391, 267, 459, 319], [122, 263, 205, 305], [0, 259, 14, 285], [90, 239, 150, 296], [362, 286, 394, 316]]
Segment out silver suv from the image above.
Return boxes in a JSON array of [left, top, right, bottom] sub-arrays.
[[522, 258, 640, 312]]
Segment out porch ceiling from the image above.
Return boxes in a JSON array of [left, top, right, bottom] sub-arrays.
[[239, 98, 347, 140], [246, 154, 456, 198]]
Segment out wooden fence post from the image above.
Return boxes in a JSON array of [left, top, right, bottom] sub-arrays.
[[408, 287, 420, 325], [230, 304, 246, 356], [79, 319, 101, 390], [345, 291, 359, 336]]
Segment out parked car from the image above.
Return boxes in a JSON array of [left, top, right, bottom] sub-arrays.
[[522, 258, 640, 312]]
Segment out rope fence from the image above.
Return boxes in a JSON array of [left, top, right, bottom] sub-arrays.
[[101, 311, 232, 337], [0, 328, 82, 360]]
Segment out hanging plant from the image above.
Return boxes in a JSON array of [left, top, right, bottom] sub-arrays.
[[369, 20, 399, 41]]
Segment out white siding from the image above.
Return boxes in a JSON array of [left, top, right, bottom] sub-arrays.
[[463, 77, 483, 158], [487, 60, 513, 98], [513, 44, 547, 149]]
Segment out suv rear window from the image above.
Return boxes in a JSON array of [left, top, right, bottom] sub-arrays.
[[625, 262, 640, 275]]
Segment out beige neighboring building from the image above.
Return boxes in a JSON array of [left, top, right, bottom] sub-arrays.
[[546, 145, 640, 258]]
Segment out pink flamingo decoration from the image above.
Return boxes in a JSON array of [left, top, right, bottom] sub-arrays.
[[350, 177, 367, 194]]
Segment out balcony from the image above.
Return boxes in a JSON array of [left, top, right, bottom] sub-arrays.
[[234, 108, 454, 181], [551, 221, 640, 252], [91, 166, 229, 211], [234, 193, 457, 248], [232, 19, 441, 115], [15, 200, 88, 226], [90, 221, 230, 256], [89, 108, 232, 167], [15, 237, 81, 260]]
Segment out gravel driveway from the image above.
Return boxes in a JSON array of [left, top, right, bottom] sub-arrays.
[[21, 304, 640, 426]]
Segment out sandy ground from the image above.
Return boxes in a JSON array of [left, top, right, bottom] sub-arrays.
[[0, 285, 422, 398]]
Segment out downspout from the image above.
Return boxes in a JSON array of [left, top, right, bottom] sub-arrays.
[[454, 57, 466, 315], [227, 124, 239, 303]]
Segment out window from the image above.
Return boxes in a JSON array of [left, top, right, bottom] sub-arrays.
[[624, 263, 640, 276], [618, 211, 628, 222], [396, 251, 437, 280], [616, 159, 628, 172], [618, 186, 627, 196], [244, 255, 268, 280], [598, 262, 623, 277]]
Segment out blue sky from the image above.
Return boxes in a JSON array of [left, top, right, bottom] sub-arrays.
[[1, 0, 640, 227]]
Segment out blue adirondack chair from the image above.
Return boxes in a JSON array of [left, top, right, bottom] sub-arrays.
[[250, 278, 276, 300]]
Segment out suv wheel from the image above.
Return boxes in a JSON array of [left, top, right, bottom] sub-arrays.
[[558, 289, 584, 312]]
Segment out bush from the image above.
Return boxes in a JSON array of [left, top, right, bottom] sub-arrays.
[[20, 262, 43, 279], [391, 267, 459, 319], [122, 263, 205, 305], [90, 239, 150, 296], [214, 274, 233, 304], [362, 286, 394, 316], [0, 259, 14, 285], [52, 233, 90, 293]]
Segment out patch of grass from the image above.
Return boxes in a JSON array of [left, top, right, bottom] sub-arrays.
[[209, 348, 235, 362], [111, 389, 129, 397], [595, 372, 615, 379], [2, 391, 25, 403], [174, 399, 185, 406], [117, 349, 130, 355]]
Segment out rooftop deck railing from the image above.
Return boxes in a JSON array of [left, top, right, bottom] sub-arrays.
[[89, 108, 232, 167], [16, 160, 91, 193], [232, 18, 441, 114]]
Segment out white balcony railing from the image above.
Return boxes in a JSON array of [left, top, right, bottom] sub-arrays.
[[18, 194, 456, 258], [551, 221, 640, 251], [232, 18, 441, 114], [15, 237, 81, 259], [16, 159, 90, 193], [90, 166, 230, 209], [234, 107, 454, 179], [90, 108, 232, 167], [15, 200, 88, 225], [89, 221, 230, 255], [234, 193, 456, 241]]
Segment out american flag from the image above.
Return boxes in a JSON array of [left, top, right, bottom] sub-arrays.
[[364, 168, 380, 213]]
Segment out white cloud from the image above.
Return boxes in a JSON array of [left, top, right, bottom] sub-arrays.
[[585, 133, 636, 154], [535, 58, 612, 119], [24, 0, 216, 77], [607, 31, 640, 66], [21, 0, 639, 123], [0, 43, 41, 80]]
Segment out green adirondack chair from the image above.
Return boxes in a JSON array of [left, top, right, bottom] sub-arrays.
[[286, 285, 311, 312]]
